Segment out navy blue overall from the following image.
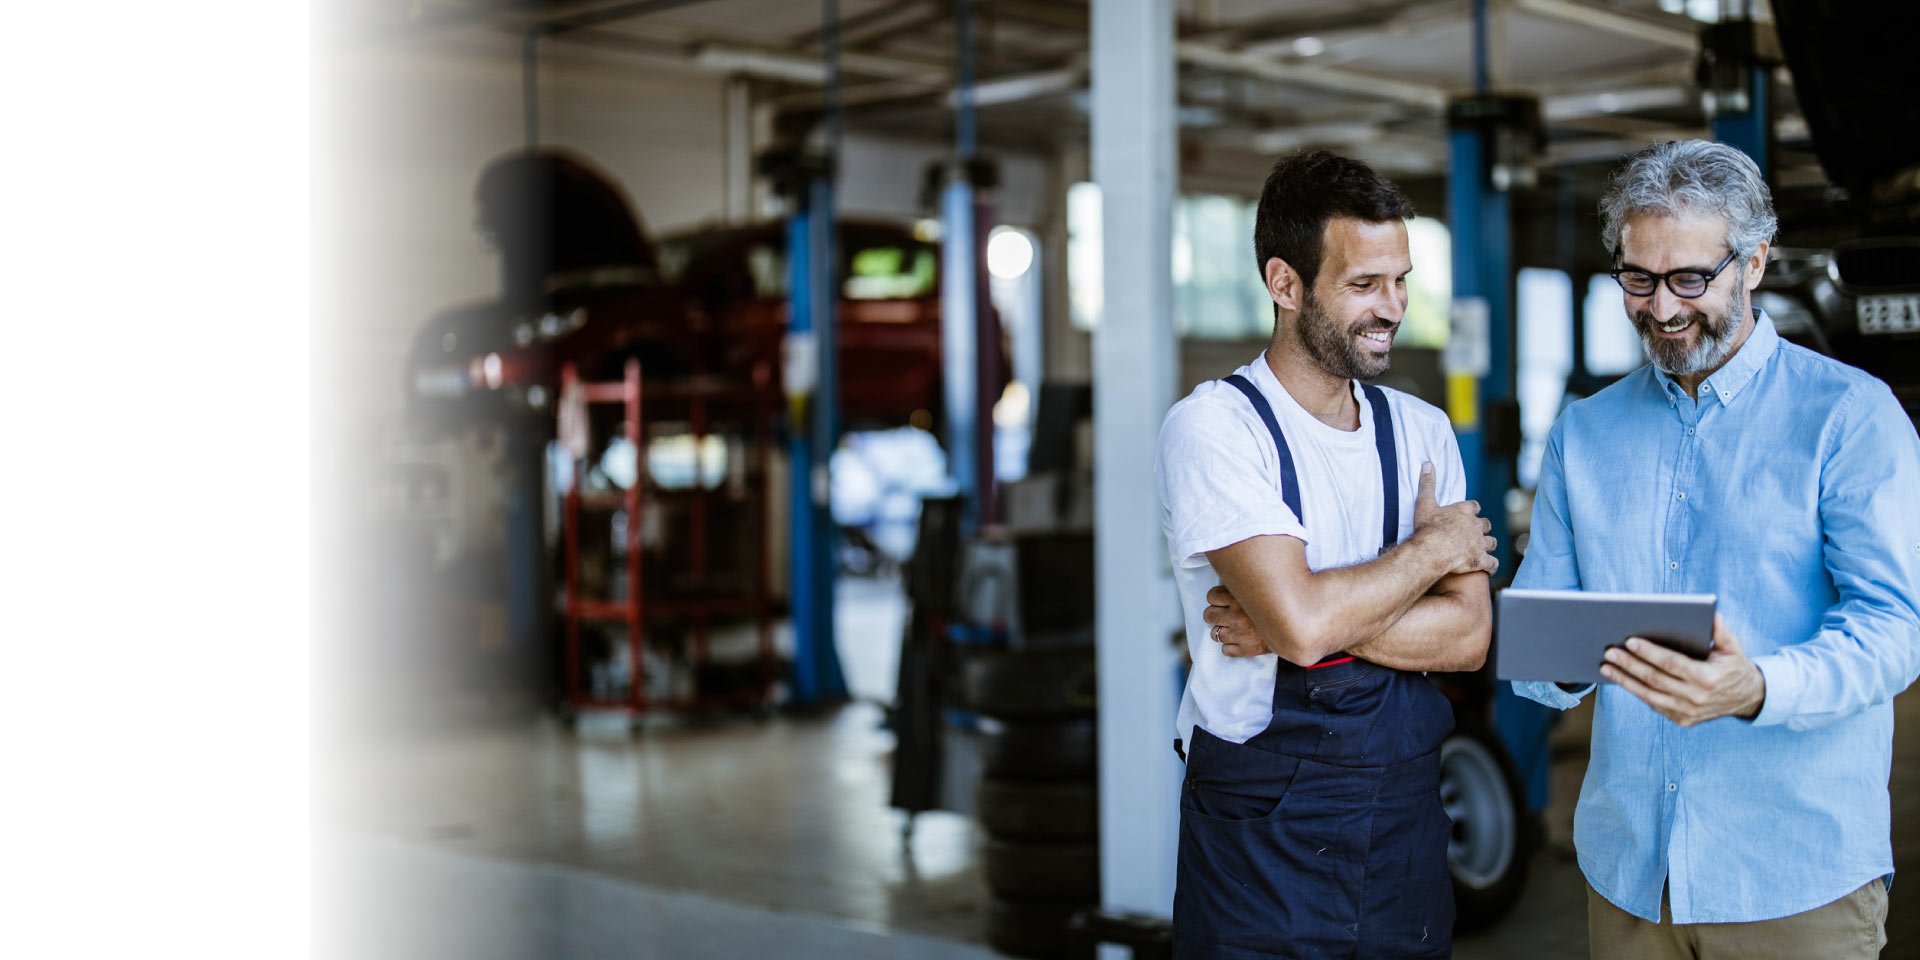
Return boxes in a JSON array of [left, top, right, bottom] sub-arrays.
[[1171, 375, 1456, 959]]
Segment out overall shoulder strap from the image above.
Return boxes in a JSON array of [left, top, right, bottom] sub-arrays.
[[1359, 383, 1399, 554], [1221, 374, 1302, 523]]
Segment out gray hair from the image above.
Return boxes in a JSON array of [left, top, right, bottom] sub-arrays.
[[1598, 140, 1778, 262]]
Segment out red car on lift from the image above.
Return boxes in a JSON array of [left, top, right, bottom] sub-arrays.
[[407, 159, 954, 436], [653, 217, 955, 432]]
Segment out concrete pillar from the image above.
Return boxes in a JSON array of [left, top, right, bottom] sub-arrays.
[[1091, 0, 1181, 920]]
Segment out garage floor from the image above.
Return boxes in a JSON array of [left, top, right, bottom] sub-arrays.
[[324, 578, 1920, 959]]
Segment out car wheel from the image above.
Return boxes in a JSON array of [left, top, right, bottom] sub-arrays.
[[1441, 725, 1534, 933]]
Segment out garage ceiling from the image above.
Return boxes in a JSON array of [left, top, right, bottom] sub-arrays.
[[344, 0, 1820, 190]]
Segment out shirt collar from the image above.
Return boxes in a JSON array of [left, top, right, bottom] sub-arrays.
[[1652, 307, 1778, 407]]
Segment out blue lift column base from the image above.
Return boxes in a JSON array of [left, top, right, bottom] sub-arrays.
[[1447, 91, 1556, 817], [786, 178, 849, 708]]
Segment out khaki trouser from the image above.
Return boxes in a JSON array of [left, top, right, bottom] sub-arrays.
[[1588, 879, 1888, 960]]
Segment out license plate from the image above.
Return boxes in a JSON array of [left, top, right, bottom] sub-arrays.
[[1858, 294, 1920, 334]]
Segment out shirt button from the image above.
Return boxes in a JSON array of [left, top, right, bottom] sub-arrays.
[[1686, 427, 1695, 436], [1669, 561, 1679, 570], [1676, 492, 1687, 501], [1667, 782, 1678, 792]]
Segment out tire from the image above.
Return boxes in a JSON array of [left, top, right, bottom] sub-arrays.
[[984, 839, 1099, 900], [980, 718, 1096, 781], [986, 896, 1094, 960], [961, 649, 1096, 720], [1441, 725, 1534, 933], [977, 779, 1097, 841]]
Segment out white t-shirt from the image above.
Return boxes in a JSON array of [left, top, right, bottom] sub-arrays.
[[1156, 352, 1466, 747]]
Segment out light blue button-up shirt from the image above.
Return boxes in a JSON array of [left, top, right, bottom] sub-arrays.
[[1513, 310, 1920, 924]]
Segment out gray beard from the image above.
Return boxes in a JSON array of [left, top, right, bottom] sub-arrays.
[[1637, 286, 1747, 377]]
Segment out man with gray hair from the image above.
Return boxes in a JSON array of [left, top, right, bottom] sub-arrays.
[[1511, 139, 1920, 958]]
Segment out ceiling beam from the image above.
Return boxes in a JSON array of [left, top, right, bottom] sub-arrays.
[[774, 77, 947, 111], [985, 0, 1090, 33], [1544, 133, 1692, 166], [1531, 60, 1692, 97], [1175, 42, 1449, 112], [386, 0, 720, 37], [1550, 114, 1698, 138], [1542, 84, 1692, 122], [1508, 0, 1698, 53], [532, 0, 721, 37], [1185, 0, 1463, 49], [844, 9, 952, 52], [787, 1, 929, 48], [563, 16, 950, 81], [947, 65, 1084, 108], [343, 0, 659, 41]]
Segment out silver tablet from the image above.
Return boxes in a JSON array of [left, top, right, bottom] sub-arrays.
[[1496, 589, 1716, 685]]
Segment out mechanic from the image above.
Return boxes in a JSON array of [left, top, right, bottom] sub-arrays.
[[1158, 149, 1496, 958]]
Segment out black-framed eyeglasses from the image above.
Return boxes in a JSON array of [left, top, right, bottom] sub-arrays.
[[1610, 249, 1738, 299]]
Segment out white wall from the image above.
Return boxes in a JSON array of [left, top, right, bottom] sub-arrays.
[[318, 33, 735, 454]]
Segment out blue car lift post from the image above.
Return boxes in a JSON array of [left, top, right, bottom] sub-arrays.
[[1449, 0, 1556, 817], [941, 0, 990, 534], [784, 0, 849, 707], [1700, 17, 1773, 174]]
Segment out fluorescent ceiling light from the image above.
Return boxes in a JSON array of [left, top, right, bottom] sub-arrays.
[[1252, 122, 1386, 154], [1542, 85, 1689, 120], [692, 45, 827, 84], [948, 68, 1082, 108]]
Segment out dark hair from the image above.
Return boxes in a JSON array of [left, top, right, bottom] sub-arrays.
[[1253, 149, 1415, 293]]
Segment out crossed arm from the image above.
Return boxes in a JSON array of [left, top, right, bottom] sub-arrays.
[[1204, 466, 1495, 672]]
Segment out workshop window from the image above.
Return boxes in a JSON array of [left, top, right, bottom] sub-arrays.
[[1517, 268, 1574, 487], [1067, 181, 1450, 348], [1172, 193, 1269, 339], [1067, 181, 1103, 330], [1584, 273, 1644, 375], [1400, 216, 1451, 350]]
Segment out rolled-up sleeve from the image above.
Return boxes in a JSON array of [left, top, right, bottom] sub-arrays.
[[1510, 420, 1594, 710], [1752, 381, 1920, 729]]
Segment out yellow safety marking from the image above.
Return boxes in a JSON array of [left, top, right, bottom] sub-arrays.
[[1447, 373, 1479, 429]]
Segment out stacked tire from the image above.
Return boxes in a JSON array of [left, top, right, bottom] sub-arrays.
[[963, 649, 1099, 959]]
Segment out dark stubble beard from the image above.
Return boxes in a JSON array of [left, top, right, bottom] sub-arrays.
[[1295, 288, 1393, 381], [1634, 281, 1747, 377]]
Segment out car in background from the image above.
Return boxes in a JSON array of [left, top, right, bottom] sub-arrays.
[[1768, 0, 1920, 421], [655, 218, 954, 431]]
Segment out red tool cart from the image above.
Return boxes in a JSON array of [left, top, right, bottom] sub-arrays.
[[556, 357, 778, 728]]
